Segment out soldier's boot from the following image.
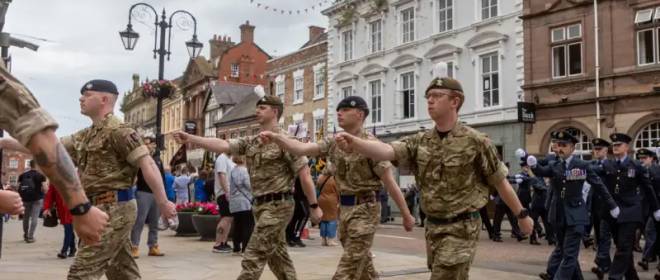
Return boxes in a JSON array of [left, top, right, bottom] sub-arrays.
[[538, 272, 550, 280], [638, 259, 649, 271], [148, 245, 165, 256], [131, 246, 139, 259]]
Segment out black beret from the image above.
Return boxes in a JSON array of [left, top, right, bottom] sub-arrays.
[[80, 79, 119, 95], [637, 148, 655, 158], [591, 138, 611, 148], [336, 96, 369, 115], [425, 77, 464, 96], [552, 130, 578, 144], [256, 95, 283, 107], [609, 133, 632, 144]]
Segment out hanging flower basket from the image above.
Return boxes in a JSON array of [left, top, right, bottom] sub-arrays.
[[142, 79, 177, 99]]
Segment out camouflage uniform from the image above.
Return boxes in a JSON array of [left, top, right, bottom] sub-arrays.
[[230, 131, 308, 280], [318, 133, 391, 280], [62, 114, 149, 280], [390, 123, 507, 279], [0, 64, 58, 146]]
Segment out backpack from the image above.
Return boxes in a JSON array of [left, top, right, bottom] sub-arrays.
[[18, 171, 40, 202]]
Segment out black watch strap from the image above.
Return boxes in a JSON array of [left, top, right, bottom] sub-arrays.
[[517, 208, 529, 219], [70, 202, 92, 216], [309, 203, 319, 209]]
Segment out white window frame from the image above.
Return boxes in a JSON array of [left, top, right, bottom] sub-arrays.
[[9, 175, 17, 186], [24, 160, 31, 169], [400, 71, 416, 119], [636, 28, 657, 66], [342, 30, 353, 61], [313, 63, 325, 100], [635, 8, 654, 24], [341, 86, 353, 99], [437, 0, 453, 33], [312, 110, 325, 142], [368, 79, 382, 124], [370, 20, 383, 53], [293, 69, 304, 105], [231, 63, 240, 78], [275, 74, 285, 102], [480, 0, 498, 21], [634, 121, 660, 150], [551, 23, 583, 79], [401, 7, 415, 44], [8, 159, 18, 169], [479, 51, 500, 109]]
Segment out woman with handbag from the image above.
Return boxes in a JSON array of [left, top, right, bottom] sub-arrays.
[[43, 183, 75, 259]]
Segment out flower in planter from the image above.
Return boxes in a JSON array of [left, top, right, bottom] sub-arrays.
[[176, 202, 201, 213], [141, 79, 177, 99], [195, 202, 219, 216]]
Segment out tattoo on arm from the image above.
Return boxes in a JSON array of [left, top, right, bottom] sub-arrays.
[[34, 143, 82, 204]]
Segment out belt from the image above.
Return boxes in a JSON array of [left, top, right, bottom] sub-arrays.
[[90, 189, 135, 206], [426, 211, 480, 225], [253, 192, 292, 206], [340, 191, 377, 206]]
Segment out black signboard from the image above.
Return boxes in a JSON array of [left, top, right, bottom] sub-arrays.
[[517, 102, 536, 123]]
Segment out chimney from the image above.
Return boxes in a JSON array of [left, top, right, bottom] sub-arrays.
[[209, 34, 235, 61], [308, 26, 325, 42], [132, 74, 140, 91], [240, 20, 255, 44]]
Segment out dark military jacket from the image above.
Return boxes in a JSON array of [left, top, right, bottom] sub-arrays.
[[532, 156, 617, 226], [649, 164, 660, 203], [599, 157, 659, 223]]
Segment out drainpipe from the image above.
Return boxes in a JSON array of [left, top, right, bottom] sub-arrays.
[[594, 0, 601, 138]]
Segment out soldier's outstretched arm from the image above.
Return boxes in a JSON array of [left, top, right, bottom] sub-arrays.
[[173, 131, 229, 154], [24, 129, 109, 244], [137, 155, 176, 219], [335, 132, 395, 161], [379, 167, 415, 231], [259, 131, 321, 157]]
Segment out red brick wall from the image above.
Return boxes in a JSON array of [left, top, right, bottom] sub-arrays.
[[217, 43, 269, 86], [1, 151, 32, 187]]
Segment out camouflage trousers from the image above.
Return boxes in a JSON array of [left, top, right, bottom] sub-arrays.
[[425, 216, 481, 280], [238, 199, 296, 280], [333, 201, 380, 280], [68, 200, 140, 280]]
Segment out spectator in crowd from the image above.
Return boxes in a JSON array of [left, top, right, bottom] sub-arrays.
[[43, 183, 75, 259], [173, 166, 194, 204], [286, 177, 309, 247], [130, 137, 166, 258], [228, 155, 254, 256], [17, 160, 47, 243], [213, 153, 235, 253], [195, 170, 209, 202], [164, 168, 175, 202], [317, 171, 338, 246]]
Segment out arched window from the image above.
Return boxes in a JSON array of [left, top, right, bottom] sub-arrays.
[[634, 120, 660, 149], [547, 126, 593, 160]]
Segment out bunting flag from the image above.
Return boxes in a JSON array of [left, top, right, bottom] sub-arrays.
[[246, 0, 339, 16], [169, 145, 187, 168]]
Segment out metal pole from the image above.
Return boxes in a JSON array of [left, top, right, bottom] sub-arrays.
[[0, 45, 8, 260], [154, 9, 167, 160], [594, 0, 601, 138]]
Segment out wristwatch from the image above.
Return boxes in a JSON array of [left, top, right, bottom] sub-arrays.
[[70, 202, 92, 216], [309, 203, 319, 209], [517, 208, 529, 219]]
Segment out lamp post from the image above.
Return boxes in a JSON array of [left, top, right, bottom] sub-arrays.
[[119, 2, 202, 160]]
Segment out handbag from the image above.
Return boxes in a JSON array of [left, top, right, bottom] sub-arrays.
[[43, 207, 58, 228]]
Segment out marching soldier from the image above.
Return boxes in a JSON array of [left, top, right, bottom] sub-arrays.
[[173, 90, 322, 280], [333, 70, 533, 279], [526, 130, 620, 280], [638, 147, 660, 271], [588, 138, 615, 277], [259, 95, 416, 279], [596, 133, 660, 280], [514, 160, 551, 245]]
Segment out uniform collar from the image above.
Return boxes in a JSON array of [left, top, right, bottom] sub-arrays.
[[91, 113, 115, 130], [424, 121, 464, 140]]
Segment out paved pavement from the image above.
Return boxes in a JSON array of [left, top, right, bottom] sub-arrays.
[[0, 218, 655, 279]]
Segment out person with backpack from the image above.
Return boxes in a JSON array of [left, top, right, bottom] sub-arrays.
[[17, 160, 46, 243], [317, 169, 339, 246]]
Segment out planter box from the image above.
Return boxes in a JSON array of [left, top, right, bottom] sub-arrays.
[[192, 214, 221, 241], [175, 212, 199, 237]]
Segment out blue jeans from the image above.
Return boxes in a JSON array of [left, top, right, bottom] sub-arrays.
[[320, 220, 337, 238], [61, 224, 76, 254]]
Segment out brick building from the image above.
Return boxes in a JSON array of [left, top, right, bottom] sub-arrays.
[[217, 21, 271, 86], [1, 150, 31, 187], [121, 74, 158, 137], [267, 26, 328, 142], [522, 0, 660, 158]]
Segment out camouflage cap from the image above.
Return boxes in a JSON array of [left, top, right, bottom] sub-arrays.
[[425, 77, 464, 97], [256, 95, 283, 107]]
